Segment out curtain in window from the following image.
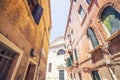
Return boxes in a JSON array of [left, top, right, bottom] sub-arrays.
[[32, 5, 43, 24], [87, 28, 99, 48], [101, 6, 120, 34]]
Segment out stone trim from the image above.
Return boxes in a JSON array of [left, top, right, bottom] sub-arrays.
[[97, 2, 114, 22], [0, 33, 23, 80], [23, 57, 37, 80]]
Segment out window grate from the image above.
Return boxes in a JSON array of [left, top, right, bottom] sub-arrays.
[[0, 45, 16, 79]]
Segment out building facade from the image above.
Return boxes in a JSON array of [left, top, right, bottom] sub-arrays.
[[0, 0, 51, 80], [64, 0, 120, 80], [46, 36, 67, 80]]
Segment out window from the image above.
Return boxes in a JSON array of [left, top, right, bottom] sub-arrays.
[[92, 70, 101, 80], [67, 34, 71, 39], [57, 49, 65, 55], [48, 63, 52, 72], [87, 28, 99, 48], [101, 6, 120, 34], [25, 63, 36, 80], [71, 73, 73, 79], [74, 0, 77, 2], [0, 44, 16, 79], [78, 6, 85, 21], [27, 0, 43, 24], [86, 0, 91, 4], [59, 70, 64, 80]]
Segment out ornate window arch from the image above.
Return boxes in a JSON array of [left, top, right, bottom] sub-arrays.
[[101, 6, 120, 34]]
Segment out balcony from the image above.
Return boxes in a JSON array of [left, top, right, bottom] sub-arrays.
[[64, 54, 73, 68], [89, 45, 104, 63], [105, 30, 120, 55]]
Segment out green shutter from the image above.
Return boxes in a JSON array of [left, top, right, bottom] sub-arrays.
[[74, 49, 78, 62], [67, 58, 72, 67]]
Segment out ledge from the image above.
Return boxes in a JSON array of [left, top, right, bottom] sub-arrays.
[[66, 65, 74, 72], [89, 45, 103, 54], [105, 30, 120, 41], [87, 0, 94, 13], [81, 14, 87, 26]]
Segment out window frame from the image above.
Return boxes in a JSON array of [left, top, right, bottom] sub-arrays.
[[57, 49, 65, 55], [101, 6, 120, 35], [91, 70, 101, 80], [59, 70, 64, 80], [86, 0, 91, 5], [25, 0, 43, 25], [78, 6, 86, 21], [0, 33, 23, 80], [48, 63, 52, 72], [87, 27, 99, 48]]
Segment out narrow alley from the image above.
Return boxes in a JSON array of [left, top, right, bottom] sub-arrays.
[[0, 0, 120, 80]]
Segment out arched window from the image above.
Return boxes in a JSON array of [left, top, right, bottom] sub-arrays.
[[87, 28, 99, 48], [48, 63, 52, 72], [101, 6, 120, 34], [57, 49, 65, 55]]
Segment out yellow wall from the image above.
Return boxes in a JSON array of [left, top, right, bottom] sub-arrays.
[[0, 0, 51, 79]]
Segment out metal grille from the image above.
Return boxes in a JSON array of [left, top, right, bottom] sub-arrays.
[[0, 44, 16, 79]]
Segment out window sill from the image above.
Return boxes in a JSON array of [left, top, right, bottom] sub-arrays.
[[105, 30, 120, 41], [89, 45, 103, 54]]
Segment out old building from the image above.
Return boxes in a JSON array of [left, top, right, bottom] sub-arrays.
[[46, 36, 67, 80], [64, 0, 120, 80], [0, 0, 51, 80]]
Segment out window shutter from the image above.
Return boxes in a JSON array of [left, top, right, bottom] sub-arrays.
[[74, 49, 78, 62], [32, 5, 43, 24], [67, 58, 72, 67]]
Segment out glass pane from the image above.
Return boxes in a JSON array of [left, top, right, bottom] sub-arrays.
[[92, 71, 101, 80], [59, 70, 64, 80], [79, 7, 85, 20], [101, 6, 120, 34], [87, 28, 99, 47], [48, 63, 52, 72], [57, 49, 65, 55]]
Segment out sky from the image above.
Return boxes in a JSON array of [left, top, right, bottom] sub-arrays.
[[50, 0, 70, 42]]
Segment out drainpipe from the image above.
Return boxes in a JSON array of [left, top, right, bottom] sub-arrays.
[[92, 18, 117, 80]]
